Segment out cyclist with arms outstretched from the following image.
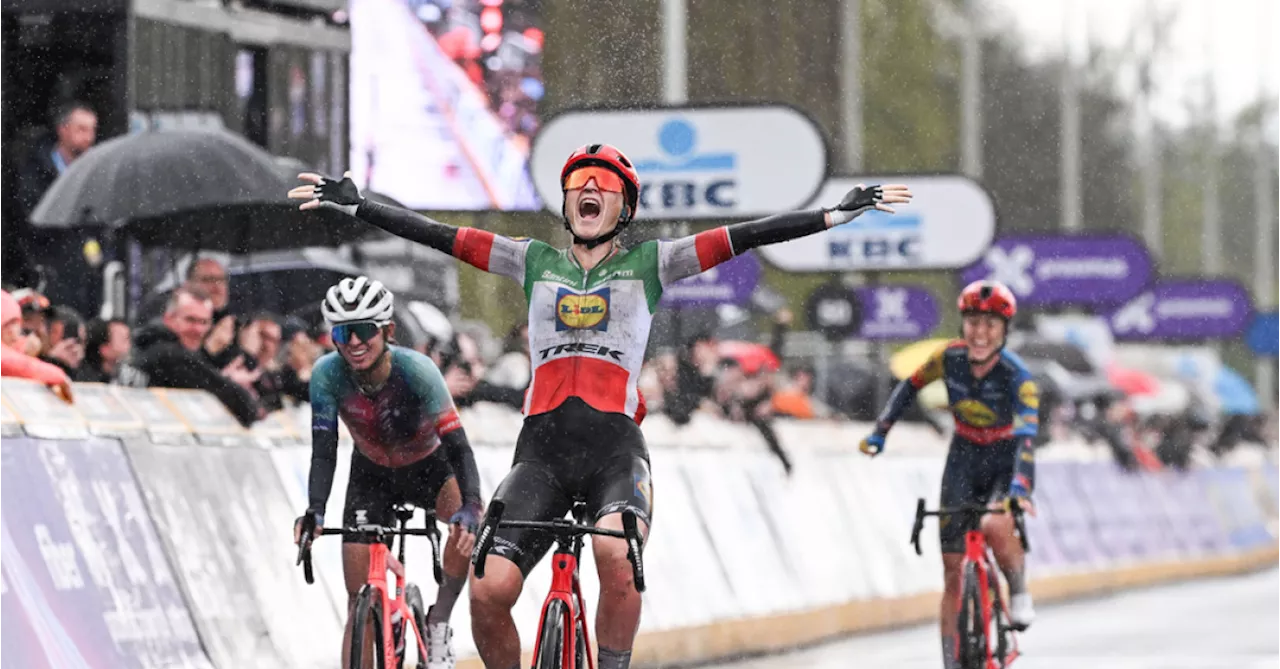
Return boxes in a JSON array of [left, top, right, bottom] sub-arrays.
[[290, 146, 912, 669], [858, 280, 1038, 669], [293, 276, 483, 669]]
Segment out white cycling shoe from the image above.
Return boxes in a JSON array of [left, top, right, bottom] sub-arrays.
[[1009, 592, 1035, 630], [424, 620, 457, 669]]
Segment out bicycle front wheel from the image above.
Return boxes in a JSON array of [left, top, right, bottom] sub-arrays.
[[350, 584, 387, 669], [533, 599, 570, 669], [956, 561, 989, 669]]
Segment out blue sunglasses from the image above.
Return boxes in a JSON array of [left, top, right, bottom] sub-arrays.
[[331, 321, 384, 345]]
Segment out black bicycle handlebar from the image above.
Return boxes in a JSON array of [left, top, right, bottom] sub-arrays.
[[909, 498, 1031, 556], [296, 510, 443, 585], [472, 500, 646, 592]]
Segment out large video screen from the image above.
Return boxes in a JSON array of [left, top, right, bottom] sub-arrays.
[[349, 0, 542, 211]]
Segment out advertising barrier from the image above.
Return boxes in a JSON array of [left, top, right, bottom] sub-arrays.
[[960, 235, 1153, 307], [1106, 279, 1253, 341], [1, 382, 1276, 669], [1, 437, 209, 669]]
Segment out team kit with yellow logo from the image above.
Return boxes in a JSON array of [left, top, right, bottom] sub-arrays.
[[878, 340, 1039, 552]]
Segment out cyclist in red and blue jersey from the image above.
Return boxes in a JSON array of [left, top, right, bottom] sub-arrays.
[[290, 150, 912, 669], [858, 280, 1038, 669], [292, 276, 482, 669]]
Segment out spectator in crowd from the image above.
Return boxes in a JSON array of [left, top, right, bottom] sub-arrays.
[[42, 305, 86, 376], [486, 322, 530, 391], [78, 318, 130, 383], [13, 288, 52, 355], [1, 289, 74, 402], [663, 331, 722, 425], [237, 311, 289, 413], [279, 317, 320, 404], [715, 360, 793, 475], [116, 288, 262, 426], [15, 101, 98, 222], [771, 364, 834, 420], [446, 330, 524, 410]]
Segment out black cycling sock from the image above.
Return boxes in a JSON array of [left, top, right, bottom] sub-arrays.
[[1003, 563, 1027, 596], [598, 646, 633, 669], [427, 573, 466, 624], [941, 633, 960, 669]]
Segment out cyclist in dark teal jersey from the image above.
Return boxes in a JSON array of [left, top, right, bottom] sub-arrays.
[[859, 280, 1038, 669], [293, 276, 482, 669]]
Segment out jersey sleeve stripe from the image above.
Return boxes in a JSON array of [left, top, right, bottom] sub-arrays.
[[434, 408, 462, 435], [454, 228, 495, 271], [694, 227, 734, 269], [454, 228, 527, 280]]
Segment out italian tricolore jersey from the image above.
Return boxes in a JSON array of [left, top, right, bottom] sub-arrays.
[[452, 227, 736, 419]]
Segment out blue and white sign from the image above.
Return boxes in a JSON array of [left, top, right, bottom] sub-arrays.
[[854, 285, 940, 340], [530, 106, 826, 220], [757, 175, 996, 270], [1245, 311, 1278, 357]]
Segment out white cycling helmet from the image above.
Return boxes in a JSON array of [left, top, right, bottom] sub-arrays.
[[322, 276, 394, 327]]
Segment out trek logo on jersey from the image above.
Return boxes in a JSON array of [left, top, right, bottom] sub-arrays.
[[556, 287, 610, 331], [952, 399, 998, 427], [537, 342, 624, 362]]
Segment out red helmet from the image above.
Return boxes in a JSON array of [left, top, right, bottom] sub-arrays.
[[560, 143, 641, 221], [958, 280, 1017, 320]]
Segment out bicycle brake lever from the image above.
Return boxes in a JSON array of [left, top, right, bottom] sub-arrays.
[[621, 511, 646, 593]]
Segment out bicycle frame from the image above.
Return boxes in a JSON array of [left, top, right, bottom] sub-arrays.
[[961, 526, 1019, 669], [473, 501, 645, 669], [360, 539, 428, 669], [298, 506, 444, 669], [911, 499, 1029, 669], [533, 541, 596, 669]]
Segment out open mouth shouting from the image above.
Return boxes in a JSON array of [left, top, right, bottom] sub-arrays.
[[577, 195, 602, 222]]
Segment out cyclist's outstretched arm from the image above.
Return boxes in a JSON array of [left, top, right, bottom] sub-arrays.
[[290, 173, 529, 282], [873, 343, 951, 435], [306, 357, 342, 520], [657, 184, 911, 285]]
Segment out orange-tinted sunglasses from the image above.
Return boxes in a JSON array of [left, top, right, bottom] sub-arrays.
[[564, 166, 625, 193]]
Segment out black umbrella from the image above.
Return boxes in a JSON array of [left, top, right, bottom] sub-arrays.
[[1011, 338, 1097, 376], [29, 128, 365, 252]]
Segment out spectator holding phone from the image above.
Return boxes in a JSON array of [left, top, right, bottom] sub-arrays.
[[0, 289, 73, 403]]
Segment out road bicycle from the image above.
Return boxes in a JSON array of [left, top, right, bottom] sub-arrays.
[[473, 500, 645, 669], [910, 498, 1031, 669], [298, 504, 445, 669]]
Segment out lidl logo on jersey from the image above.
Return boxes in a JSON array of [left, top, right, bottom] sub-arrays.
[[634, 119, 737, 214], [952, 399, 998, 427], [825, 211, 925, 265], [555, 287, 610, 331]]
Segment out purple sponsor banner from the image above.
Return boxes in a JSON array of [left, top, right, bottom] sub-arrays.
[[1196, 468, 1271, 549], [854, 285, 940, 340], [660, 252, 761, 307], [959, 235, 1153, 307], [0, 437, 210, 669], [1034, 463, 1106, 567], [1105, 279, 1252, 341]]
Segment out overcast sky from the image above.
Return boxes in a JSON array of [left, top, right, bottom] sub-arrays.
[[985, 0, 1275, 132]]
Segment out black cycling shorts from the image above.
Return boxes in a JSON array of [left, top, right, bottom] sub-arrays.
[[938, 437, 1017, 553], [486, 397, 653, 577], [342, 447, 455, 545]]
